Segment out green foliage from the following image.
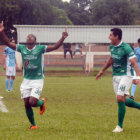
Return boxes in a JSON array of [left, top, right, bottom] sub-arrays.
[[0, 0, 72, 39], [62, 1, 91, 25], [90, 0, 139, 25], [52, 7, 73, 25], [16, 0, 54, 25], [0, 0, 140, 39]]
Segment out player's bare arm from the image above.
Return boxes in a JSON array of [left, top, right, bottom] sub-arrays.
[[46, 28, 68, 52], [96, 56, 113, 80], [0, 21, 16, 50], [130, 57, 140, 85], [130, 57, 140, 76]]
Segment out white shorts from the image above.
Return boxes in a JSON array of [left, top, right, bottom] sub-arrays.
[[20, 79, 44, 99], [6, 66, 16, 76], [113, 76, 133, 96]]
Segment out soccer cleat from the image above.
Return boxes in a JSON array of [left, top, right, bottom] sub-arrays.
[[112, 125, 123, 133], [29, 125, 38, 130], [39, 98, 46, 115], [129, 96, 134, 100], [6, 90, 11, 92]]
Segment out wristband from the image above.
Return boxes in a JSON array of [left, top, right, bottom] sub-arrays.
[[137, 76, 140, 80]]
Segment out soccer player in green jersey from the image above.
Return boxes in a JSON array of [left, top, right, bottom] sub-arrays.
[[0, 21, 68, 129], [96, 28, 140, 133]]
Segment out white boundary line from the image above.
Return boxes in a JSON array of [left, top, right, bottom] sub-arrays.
[[0, 99, 8, 113]]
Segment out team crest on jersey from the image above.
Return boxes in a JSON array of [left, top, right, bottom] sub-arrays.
[[117, 50, 121, 54], [25, 61, 30, 67], [32, 51, 37, 54]]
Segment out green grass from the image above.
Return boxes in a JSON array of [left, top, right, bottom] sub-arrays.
[[0, 76, 140, 140], [0, 65, 4, 73]]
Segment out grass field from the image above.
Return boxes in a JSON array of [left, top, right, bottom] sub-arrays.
[[0, 76, 140, 140]]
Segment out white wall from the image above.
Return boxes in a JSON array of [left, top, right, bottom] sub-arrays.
[[14, 25, 140, 44]]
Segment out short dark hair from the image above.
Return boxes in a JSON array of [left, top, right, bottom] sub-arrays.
[[138, 38, 140, 43], [111, 28, 122, 40], [28, 34, 36, 41]]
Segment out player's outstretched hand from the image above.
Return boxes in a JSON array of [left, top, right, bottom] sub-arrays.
[[0, 21, 4, 32], [62, 28, 68, 39], [96, 70, 104, 80]]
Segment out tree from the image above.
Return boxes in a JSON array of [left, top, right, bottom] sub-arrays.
[[52, 6, 73, 25], [90, 0, 139, 25], [0, 0, 72, 41], [62, 0, 92, 25]]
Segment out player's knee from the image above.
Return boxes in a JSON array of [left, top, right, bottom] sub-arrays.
[[117, 95, 125, 102], [11, 77, 15, 80], [29, 98, 37, 107]]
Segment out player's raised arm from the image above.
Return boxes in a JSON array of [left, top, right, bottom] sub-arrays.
[[0, 21, 16, 50], [96, 56, 113, 80], [46, 28, 68, 52]]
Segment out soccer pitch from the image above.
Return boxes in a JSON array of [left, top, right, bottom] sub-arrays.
[[0, 76, 140, 140]]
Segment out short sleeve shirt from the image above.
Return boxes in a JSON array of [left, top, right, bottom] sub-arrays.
[[16, 44, 47, 80]]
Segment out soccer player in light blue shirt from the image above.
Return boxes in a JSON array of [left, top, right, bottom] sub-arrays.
[[3, 39, 16, 92], [130, 38, 140, 100]]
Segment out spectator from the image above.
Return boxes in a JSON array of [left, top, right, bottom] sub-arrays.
[[73, 43, 83, 58], [63, 43, 73, 59]]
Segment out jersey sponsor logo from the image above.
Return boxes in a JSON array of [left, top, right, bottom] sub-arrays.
[[113, 64, 121, 67], [118, 50, 121, 54], [32, 51, 37, 54], [120, 70, 125, 72], [111, 54, 121, 60], [24, 55, 37, 60], [25, 61, 30, 67]]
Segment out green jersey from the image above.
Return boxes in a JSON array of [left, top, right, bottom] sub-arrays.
[[17, 44, 47, 80], [110, 42, 135, 76]]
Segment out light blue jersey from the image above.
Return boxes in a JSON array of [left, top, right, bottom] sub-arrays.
[[4, 47, 16, 67], [134, 47, 140, 69]]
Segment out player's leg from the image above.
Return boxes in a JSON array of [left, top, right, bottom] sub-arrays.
[[125, 97, 140, 109], [20, 80, 37, 129], [115, 94, 126, 131], [9, 67, 16, 91], [5, 76, 10, 91], [112, 76, 128, 132], [24, 97, 37, 129], [9, 76, 15, 91], [113, 76, 140, 132], [130, 70, 137, 99], [130, 80, 137, 100], [30, 87, 46, 115]]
